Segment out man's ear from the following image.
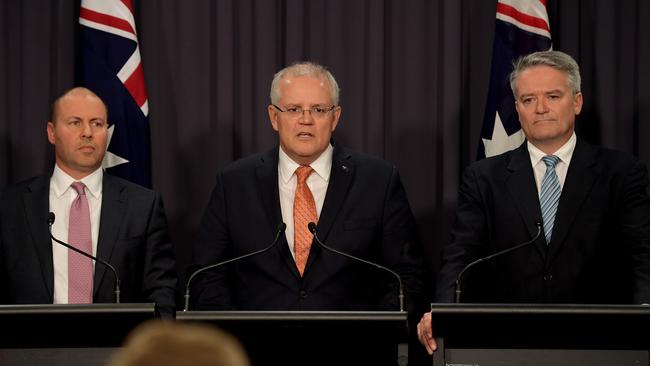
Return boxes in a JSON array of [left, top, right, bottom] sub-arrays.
[[573, 92, 583, 115], [268, 105, 280, 131], [47, 121, 56, 145]]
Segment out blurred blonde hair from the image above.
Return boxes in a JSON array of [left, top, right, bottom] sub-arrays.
[[108, 320, 250, 366]]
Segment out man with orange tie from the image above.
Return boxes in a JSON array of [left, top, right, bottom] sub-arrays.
[[191, 62, 425, 314], [0, 87, 177, 317]]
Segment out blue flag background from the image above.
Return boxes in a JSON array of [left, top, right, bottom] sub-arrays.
[[78, 0, 151, 188], [478, 0, 552, 159]]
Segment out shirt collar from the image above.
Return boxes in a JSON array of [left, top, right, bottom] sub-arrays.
[[527, 132, 577, 166], [51, 164, 104, 199], [278, 144, 333, 183]]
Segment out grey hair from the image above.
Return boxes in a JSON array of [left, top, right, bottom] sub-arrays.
[[269, 62, 340, 105], [509, 50, 581, 97]]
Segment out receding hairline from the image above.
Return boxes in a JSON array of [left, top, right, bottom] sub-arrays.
[[50, 87, 108, 123]]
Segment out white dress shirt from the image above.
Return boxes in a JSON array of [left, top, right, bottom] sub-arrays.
[[278, 144, 333, 258], [528, 132, 577, 195], [49, 165, 103, 304]]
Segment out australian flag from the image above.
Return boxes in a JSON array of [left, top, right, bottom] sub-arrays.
[[478, 0, 552, 159], [78, 0, 151, 187]]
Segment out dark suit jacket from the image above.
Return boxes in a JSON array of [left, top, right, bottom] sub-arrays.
[[0, 173, 177, 316], [436, 139, 650, 304], [191, 144, 424, 313]]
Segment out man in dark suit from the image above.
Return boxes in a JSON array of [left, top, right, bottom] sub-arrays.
[[417, 50, 650, 354], [0, 87, 177, 316], [191, 62, 424, 313]]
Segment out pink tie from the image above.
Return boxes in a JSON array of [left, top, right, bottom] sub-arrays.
[[68, 182, 93, 303], [293, 166, 318, 276]]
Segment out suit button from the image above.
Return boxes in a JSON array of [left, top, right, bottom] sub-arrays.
[[543, 274, 553, 281], [300, 290, 307, 299]]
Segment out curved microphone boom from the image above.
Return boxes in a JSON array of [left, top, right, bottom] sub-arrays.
[[454, 221, 543, 303], [307, 222, 405, 312], [183, 222, 287, 311], [48, 212, 121, 303]]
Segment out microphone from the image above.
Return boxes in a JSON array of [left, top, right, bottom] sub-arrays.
[[183, 222, 287, 311], [47, 212, 121, 303], [454, 221, 542, 303], [307, 222, 405, 312]]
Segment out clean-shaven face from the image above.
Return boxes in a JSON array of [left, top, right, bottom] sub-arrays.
[[47, 91, 108, 179], [268, 75, 341, 165], [514, 65, 583, 152]]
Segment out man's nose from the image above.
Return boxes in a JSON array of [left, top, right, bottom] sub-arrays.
[[299, 109, 315, 123], [535, 98, 549, 113], [81, 122, 93, 137]]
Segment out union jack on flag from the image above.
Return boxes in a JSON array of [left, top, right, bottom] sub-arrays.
[[478, 0, 552, 159], [78, 0, 151, 187]]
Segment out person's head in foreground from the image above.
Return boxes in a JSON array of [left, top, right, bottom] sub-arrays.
[[108, 320, 251, 366]]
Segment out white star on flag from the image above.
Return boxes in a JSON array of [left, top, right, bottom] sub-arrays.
[[482, 112, 525, 158], [102, 124, 129, 169]]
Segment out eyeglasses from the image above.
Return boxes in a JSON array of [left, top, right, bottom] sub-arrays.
[[272, 104, 337, 118]]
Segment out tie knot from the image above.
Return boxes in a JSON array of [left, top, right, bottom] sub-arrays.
[[71, 182, 87, 196], [295, 166, 314, 184], [542, 155, 560, 168]]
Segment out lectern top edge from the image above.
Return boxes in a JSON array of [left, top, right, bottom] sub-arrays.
[[0, 303, 157, 315], [430, 303, 650, 315], [177, 310, 408, 322]]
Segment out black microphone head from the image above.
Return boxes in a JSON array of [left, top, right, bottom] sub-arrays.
[[48, 212, 56, 225], [307, 222, 317, 234], [277, 222, 287, 234]]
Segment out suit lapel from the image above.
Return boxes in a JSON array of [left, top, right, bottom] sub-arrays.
[[94, 174, 127, 295], [315, 146, 354, 240], [546, 140, 597, 264], [24, 175, 55, 299], [303, 145, 354, 273], [505, 144, 547, 258], [255, 148, 283, 235], [255, 148, 298, 277]]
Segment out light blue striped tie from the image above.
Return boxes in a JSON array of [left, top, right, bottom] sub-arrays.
[[540, 155, 561, 244]]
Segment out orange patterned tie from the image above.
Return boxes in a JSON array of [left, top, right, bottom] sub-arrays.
[[293, 166, 317, 276]]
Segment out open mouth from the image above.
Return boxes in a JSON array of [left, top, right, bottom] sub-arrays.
[[297, 132, 314, 138]]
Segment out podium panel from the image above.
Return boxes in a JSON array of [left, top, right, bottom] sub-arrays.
[[0, 304, 157, 366], [177, 311, 408, 366], [430, 303, 650, 366]]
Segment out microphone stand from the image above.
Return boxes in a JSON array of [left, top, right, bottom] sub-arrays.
[[183, 223, 286, 311], [454, 222, 542, 303], [308, 222, 405, 312], [48, 212, 121, 303]]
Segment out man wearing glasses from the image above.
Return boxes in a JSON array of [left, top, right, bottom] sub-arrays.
[[191, 62, 424, 314]]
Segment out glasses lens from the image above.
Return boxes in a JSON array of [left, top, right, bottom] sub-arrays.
[[280, 106, 335, 118]]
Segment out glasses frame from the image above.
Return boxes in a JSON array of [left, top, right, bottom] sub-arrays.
[[272, 104, 337, 118]]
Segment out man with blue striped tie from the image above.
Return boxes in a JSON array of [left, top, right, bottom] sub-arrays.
[[418, 50, 650, 354]]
